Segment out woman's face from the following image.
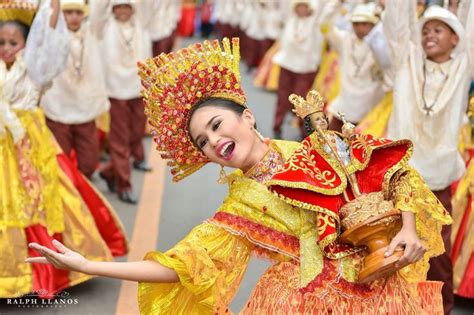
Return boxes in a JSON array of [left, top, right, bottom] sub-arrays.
[[188, 106, 259, 170], [0, 24, 26, 66]]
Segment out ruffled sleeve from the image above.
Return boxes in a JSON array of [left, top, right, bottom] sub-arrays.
[[23, 0, 69, 87], [383, 0, 419, 70], [463, 0, 474, 76], [138, 223, 253, 315], [0, 99, 25, 142], [389, 165, 453, 283]]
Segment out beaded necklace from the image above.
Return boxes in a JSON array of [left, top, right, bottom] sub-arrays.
[[244, 142, 283, 184]]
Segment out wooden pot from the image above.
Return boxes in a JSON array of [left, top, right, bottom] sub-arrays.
[[339, 210, 404, 283], [338, 192, 404, 283]]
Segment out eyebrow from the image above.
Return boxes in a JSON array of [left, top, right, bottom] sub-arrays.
[[195, 115, 219, 144]]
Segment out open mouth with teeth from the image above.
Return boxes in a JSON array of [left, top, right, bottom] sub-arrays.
[[217, 141, 236, 161]]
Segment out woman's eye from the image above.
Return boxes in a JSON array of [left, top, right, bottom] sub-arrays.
[[212, 121, 221, 131], [199, 139, 207, 148]]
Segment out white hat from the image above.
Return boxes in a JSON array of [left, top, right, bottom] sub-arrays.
[[350, 3, 379, 24], [292, 0, 314, 9], [111, 0, 135, 6], [419, 5, 465, 55], [61, 0, 86, 12]]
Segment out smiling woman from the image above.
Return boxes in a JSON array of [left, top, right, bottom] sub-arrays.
[[188, 98, 267, 172], [27, 38, 451, 314]]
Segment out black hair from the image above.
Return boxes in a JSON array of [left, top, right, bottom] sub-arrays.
[[187, 97, 257, 148], [303, 116, 315, 136], [2, 20, 30, 41], [191, 97, 247, 119]]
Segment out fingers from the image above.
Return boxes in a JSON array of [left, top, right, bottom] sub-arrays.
[[29, 242, 61, 259], [385, 237, 402, 257], [28, 242, 65, 267], [395, 243, 426, 268], [395, 247, 411, 268], [52, 239, 70, 254], [25, 257, 49, 264]]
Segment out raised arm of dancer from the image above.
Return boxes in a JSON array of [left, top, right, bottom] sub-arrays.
[[383, 0, 419, 70], [133, 0, 158, 33], [462, 0, 474, 76], [319, 0, 347, 54], [89, 0, 111, 39], [49, 0, 60, 28], [26, 240, 179, 283], [364, 22, 391, 70], [24, 0, 69, 87]]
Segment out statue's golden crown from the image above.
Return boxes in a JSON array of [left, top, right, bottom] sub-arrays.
[[289, 90, 324, 119]]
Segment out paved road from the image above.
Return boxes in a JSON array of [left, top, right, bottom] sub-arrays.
[[1, 36, 473, 314]]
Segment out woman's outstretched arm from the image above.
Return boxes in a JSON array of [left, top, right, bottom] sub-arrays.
[[26, 240, 179, 283]]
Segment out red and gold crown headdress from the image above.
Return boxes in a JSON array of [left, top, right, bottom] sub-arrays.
[[0, 0, 38, 26], [138, 38, 245, 182]]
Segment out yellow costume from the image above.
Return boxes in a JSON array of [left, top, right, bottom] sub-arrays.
[[356, 91, 393, 137], [137, 38, 450, 314], [0, 0, 127, 298], [139, 140, 449, 314]]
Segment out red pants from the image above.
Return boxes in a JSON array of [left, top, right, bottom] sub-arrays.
[[46, 119, 99, 179], [218, 23, 238, 40], [245, 38, 274, 69], [101, 98, 146, 192], [274, 67, 317, 135], [152, 29, 177, 56], [428, 187, 453, 315]]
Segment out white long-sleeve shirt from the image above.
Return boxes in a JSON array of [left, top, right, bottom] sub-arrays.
[[41, 23, 110, 124], [384, 0, 474, 190], [90, 0, 152, 100], [272, 2, 324, 74], [146, 0, 180, 42], [327, 22, 389, 123]]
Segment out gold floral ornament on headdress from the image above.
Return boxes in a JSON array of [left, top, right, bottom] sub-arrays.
[[0, 0, 38, 26], [138, 38, 246, 182]]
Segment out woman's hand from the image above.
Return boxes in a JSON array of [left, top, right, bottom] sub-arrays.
[[384, 226, 426, 269], [26, 240, 90, 274]]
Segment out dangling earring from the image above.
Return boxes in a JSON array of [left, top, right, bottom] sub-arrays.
[[217, 165, 228, 184], [253, 128, 265, 142]]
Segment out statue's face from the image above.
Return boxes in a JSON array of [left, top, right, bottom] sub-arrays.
[[308, 112, 328, 131]]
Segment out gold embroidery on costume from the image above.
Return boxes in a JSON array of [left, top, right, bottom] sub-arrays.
[[138, 223, 252, 315], [390, 165, 452, 283], [279, 143, 339, 187]]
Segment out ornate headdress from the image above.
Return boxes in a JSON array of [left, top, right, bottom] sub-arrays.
[[139, 38, 245, 182], [290, 89, 324, 119], [0, 0, 38, 26]]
